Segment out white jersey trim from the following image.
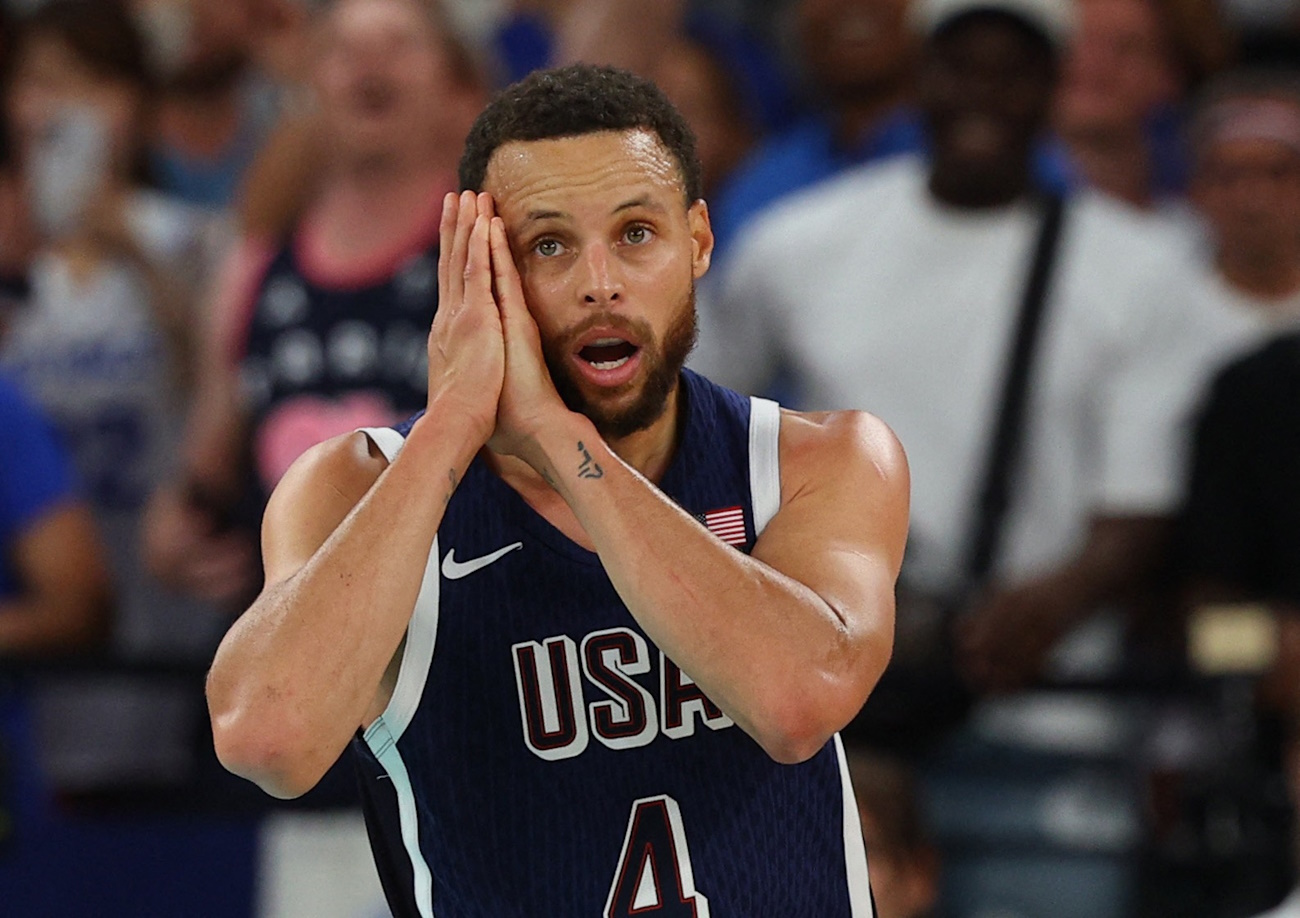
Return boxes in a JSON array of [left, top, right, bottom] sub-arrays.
[[360, 425, 407, 463], [748, 397, 781, 536], [358, 426, 442, 743], [364, 718, 436, 917], [835, 734, 875, 916]]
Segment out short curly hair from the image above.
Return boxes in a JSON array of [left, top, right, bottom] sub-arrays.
[[458, 63, 703, 204]]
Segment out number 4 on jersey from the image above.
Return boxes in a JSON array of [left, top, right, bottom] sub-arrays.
[[604, 795, 710, 917]]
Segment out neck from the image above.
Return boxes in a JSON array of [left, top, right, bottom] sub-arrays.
[[315, 161, 450, 224], [929, 161, 1033, 209], [1064, 128, 1153, 209], [1216, 248, 1300, 302], [831, 83, 910, 152], [601, 384, 683, 484], [298, 165, 450, 275], [494, 380, 683, 492], [153, 87, 243, 160]]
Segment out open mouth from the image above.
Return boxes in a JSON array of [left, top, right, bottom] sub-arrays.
[[578, 338, 640, 371]]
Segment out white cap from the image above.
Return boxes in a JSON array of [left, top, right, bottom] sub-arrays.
[[913, 0, 1077, 50]]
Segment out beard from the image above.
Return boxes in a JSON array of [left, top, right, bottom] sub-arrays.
[[541, 283, 698, 441]]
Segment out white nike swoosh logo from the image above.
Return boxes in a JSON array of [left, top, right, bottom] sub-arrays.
[[441, 542, 524, 580]]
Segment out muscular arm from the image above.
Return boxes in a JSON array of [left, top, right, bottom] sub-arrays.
[[208, 191, 505, 799], [521, 409, 908, 763], [0, 502, 111, 655], [206, 416, 477, 798]]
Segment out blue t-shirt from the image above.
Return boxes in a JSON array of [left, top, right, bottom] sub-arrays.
[[0, 372, 75, 599]]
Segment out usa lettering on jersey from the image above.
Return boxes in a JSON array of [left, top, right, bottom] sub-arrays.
[[511, 627, 734, 761]]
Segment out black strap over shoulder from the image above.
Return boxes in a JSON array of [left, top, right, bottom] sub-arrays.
[[963, 193, 1067, 588], [846, 194, 1069, 754]]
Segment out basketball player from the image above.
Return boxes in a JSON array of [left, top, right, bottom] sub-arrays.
[[207, 64, 908, 916]]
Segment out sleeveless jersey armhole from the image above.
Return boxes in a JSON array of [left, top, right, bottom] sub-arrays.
[[357, 426, 442, 745], [748, 397, 782, 536]]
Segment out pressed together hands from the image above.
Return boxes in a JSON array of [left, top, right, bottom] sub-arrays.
[[432, 189, 582, 472]]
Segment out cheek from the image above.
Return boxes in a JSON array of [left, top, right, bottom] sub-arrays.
[[516, 269, 565, 327]]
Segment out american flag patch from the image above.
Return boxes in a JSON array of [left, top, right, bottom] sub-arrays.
[[700, 506, 747, 546]]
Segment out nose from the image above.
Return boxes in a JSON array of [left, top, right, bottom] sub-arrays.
[[578, 244, 623, 307]]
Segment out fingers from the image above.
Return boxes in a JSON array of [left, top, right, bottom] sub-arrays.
[[463, 195, 496, 310], [436, 191, 456, 300], [489, 217, 534, 335], [441, 190, 480, 311]]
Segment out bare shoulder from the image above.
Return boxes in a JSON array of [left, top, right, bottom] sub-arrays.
[[754, 406, 909, 590], [777, 408, 909, 502], [261, 431, 393, 585]]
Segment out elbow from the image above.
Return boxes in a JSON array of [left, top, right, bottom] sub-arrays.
[[757, 720, 835, 766], [752, 686, 863, 765], [209, 698, 326, 800], [757, 639, 893, 766]]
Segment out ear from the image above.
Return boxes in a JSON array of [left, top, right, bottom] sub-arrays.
[[687, 198, 715, 280]]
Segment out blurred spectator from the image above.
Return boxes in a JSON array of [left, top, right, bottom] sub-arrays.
[[0, 3, 36, 298], [1054, 0, 1234, 211], [0, 372, 109, 657], [1, 0, 223, 657], [0, 0, 232, 800], [0, 369, 109, 869], [145, 0, 481, 606], [711, 0, 1210, 912], [1182, 68, 1300, 344], [1181, 328, 1300, 637], [650, 29, 760, 201], [707, 0, 922, 261], [846, 745, 940, 918], [1248, 725, 1300, 918], [132, 0, 302, 211]]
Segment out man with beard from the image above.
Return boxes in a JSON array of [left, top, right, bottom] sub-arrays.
[[207, 64, 908, 917]]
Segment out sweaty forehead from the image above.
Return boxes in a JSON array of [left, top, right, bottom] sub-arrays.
[[483, 130, 686, 219]]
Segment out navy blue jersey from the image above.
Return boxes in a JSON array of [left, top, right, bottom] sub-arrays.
[[352, 370, 873, 917]]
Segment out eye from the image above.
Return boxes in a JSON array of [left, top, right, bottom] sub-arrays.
[[623, 224, 652, 245], [533, 238, 563, 258]]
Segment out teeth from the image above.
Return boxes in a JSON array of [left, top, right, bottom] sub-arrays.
[[590, 337, 626, 346], [589, 356, 630, 371]]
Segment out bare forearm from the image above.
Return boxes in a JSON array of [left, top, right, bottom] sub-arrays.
[[1054, 515, 1172, 612], [208, 415, 479, 795], [528, 418, 883, 760]]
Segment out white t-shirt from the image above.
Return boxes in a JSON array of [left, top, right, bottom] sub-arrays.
[[1170, 239, 1300, 408], [705, 156, 1203, 593]]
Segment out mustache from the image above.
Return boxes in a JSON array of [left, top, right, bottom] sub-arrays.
[[549, 312, 654, 350]]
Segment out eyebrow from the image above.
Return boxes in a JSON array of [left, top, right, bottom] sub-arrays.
[[524, 209, 568, 223], [522, 196, 668, 225], [614, 196, 667, 215]]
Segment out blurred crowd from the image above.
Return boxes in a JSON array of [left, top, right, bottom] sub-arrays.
[[0, 0, 1298, 916]]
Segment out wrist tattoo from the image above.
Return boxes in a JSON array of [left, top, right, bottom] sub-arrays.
[[576, 441, 604, 480]]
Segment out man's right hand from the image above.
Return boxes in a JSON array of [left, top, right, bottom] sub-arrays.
[[427, 190, 505, 445]]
